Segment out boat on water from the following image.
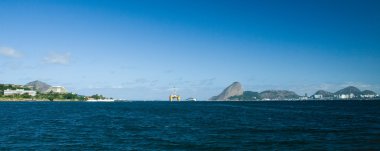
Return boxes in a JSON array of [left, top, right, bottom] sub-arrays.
[[86, 99, 115, 102], [186, 97, 197, 101]]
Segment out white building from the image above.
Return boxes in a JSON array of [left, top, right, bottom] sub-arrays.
[[45, 86, 67, 93], [339, 93, 355, 99], [314, 94, 323, 99], [299, 96, 308, 100], [4, 89, 37, 96], [361, 94, 376, 98]]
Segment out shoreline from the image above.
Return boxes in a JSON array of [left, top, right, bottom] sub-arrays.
[[1, 99, 379, 102], [0, 99, 84, 102]]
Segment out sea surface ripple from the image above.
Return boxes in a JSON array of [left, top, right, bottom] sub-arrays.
[[1, 101, 380, 150]]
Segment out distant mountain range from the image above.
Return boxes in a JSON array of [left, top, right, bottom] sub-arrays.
[[210, 82, 379, 101], [312, 86, 377, 98]]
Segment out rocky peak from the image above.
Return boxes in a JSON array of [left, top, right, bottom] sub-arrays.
[[335, 86, 362, 96], [209, 82, 244, 101], [314, 90, 334, 97], [25, 80, 51, 92]]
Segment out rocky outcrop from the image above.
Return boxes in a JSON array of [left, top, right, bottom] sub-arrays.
[[209, 82, 244, 101], [25, 80, 51, 92]]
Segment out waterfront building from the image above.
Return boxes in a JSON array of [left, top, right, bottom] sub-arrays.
[[45, 86, 67, 93], [361, 94, 376, 98], [299, 96, 308, 100], [313, 94, 323, 99], [339, 93, 355, 99]]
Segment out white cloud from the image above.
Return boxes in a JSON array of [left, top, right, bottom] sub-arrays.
[[44, 52, 71, 65], [0, 47, 22, 58]]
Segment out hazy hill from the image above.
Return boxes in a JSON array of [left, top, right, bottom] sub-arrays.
[[361, 90, 377, 95], [228, 90, 300, 101], [259, 90, 300, 100], [335, 86, 362, 96], [229, 91, 261, 101], [25, 80, 51, 92], [313, 90, 334, 97], [209, 82, 244, 101]]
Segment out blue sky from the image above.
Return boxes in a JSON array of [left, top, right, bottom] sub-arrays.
[[1, 0, 380, 100]]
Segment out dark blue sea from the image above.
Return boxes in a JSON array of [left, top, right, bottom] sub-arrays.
[[1, 101, 380, 150]]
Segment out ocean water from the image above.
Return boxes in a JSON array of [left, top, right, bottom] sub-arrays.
[[0, 101, 380, 150]]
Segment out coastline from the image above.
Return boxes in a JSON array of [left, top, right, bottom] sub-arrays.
[[0, 98, 84, 102], [1, 99, 379, 102]]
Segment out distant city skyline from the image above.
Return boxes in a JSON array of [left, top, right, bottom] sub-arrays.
[[1, 0, 380, 100]]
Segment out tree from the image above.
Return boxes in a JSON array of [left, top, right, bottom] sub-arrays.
[[64, 93, 76, 100], [21, 93, 31, 99], [91, 94, 105, 100], [77, 95, 86, 101], [47, 91, 56, 101]]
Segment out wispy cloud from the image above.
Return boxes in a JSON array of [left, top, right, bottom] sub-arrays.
[[0, 47, 22, 58], [164, 69, 174, 74], [198, 78, 216, 86], [44, 52, 71, 65], [308, 82, 378, 93]]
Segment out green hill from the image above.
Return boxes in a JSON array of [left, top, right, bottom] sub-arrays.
[[229, 91, 261, 101]]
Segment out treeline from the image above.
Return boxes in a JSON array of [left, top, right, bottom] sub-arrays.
[[36, 92, 87, 101], [0, 91, 87, 101]]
